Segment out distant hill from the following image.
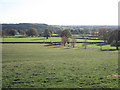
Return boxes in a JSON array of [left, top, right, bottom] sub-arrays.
[[2, 23, 62, 34], [60, 25, 118, 29]]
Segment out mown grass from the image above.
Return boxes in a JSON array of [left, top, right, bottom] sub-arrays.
[[2, 44, 118, 88]]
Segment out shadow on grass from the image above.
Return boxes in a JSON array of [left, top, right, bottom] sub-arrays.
[[32, 39, 44, 40], [44, 44, 62, 48], [44, 44, 53, 46], [97, 43, 108, 46], [101, 49, 117, 51]]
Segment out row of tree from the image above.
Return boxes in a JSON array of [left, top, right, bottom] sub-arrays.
[[1, 27, 120, 50], [2, 28, 39, 37], [1, 28, 97, 37], [60, 28, 120, 50], [1, 28, 71, 38]]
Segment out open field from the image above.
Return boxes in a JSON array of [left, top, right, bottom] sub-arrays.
[[2, 37, 61, 42], [1, 35, 117, 50], [2, 44, 118, 88], [2, 37, 103, 42]]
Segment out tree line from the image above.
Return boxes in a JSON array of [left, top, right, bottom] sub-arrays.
[[1, 27, 120, 50]]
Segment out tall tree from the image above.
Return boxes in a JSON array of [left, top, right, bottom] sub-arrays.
[[44, 29, 52, 39], [60, 29, 72, 46], [26, 28, 38, 37], [61, 37, 69, 46], [107, 29, 120, 50]]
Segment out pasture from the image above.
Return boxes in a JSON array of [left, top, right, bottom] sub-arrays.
[[2, 37, 103, 43], [2, 44, 118, 88], [2, 35, 116, 50]]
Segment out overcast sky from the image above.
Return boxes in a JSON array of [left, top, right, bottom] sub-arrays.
[[0, 0, 119, 25]]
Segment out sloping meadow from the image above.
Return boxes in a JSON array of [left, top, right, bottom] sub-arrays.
[[2, 44, 118, 88]]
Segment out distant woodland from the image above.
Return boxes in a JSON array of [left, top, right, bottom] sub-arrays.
[[2, 23, 117, 34]]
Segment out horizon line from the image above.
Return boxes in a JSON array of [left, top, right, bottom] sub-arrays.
[[1, 23, 118, 26]]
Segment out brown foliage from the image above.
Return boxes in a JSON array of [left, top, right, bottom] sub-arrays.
[[91, 32, 98, 36], [71, 39, 76, 48], [61, 37, 69, 46]]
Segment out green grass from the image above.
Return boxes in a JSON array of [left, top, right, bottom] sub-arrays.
[[75, 39, 104, 42], [2, 37, 61, 42], [2, 44, 118, 88], [1, 34, 118, 50], [52, 34, 58, 36], [2, 36, 117, 49], [73, 43, 116, 49], [2, 37, 103, 42], [3, 35, 25, 38]]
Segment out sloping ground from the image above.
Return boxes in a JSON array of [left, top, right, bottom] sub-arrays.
[[2, 44, 118, 88]]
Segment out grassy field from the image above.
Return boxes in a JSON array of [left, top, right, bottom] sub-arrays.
[[2, 36, 117, 50], [2, 35, 118, 50], [2, 34, 100, 42], [2, 37, 103, 42], [73, 43, 116, 49], [2, 44, 118, 88], [2, 37, 61, 42]]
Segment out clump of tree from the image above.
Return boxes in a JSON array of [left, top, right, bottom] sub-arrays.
[[98, 28, 110, 43], [70, 28, 90, 35], [44, 29, 52, 39], [6, 29, 17, 36], [107, 29, 120, 50], [98, 28, 120, 50], [60, 29, 72, 46], [26, 28, 38, 37]]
